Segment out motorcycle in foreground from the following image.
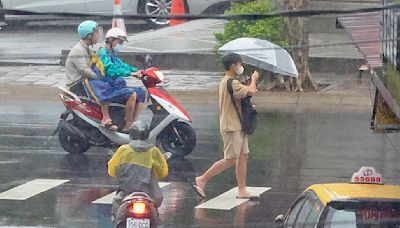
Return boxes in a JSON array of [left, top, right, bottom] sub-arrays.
[[114, 192, 158, 228]]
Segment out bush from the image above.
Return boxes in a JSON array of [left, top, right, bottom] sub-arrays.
[[215, 0, 287, 50]]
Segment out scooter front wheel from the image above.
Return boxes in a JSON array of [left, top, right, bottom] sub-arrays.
[[159, 121, 196, 157]]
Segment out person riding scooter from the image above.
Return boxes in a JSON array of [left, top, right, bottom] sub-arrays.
[[108, 121, 169, 224], [85, 27, 145, 132], [65, 20, 101, 96]]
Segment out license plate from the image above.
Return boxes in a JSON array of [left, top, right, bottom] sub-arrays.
[[126, 218, 150, 228]]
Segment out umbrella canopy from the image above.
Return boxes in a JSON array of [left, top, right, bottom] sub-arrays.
[[219, 37, 298, 78]]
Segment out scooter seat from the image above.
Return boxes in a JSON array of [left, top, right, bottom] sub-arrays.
[[123, 192, 154, 204]]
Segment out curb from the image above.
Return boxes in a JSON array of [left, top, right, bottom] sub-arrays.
[[0, 61, 60, 67], [60, 50, 219, 71]]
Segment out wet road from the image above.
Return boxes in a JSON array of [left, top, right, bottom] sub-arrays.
[[1, 98, 400, 227], [0, 24, 150, 65]]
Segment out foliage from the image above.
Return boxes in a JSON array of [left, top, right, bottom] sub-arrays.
[[215, 0, 287, 50]]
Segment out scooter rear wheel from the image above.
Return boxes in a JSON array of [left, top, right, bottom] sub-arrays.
[[59, 120, 91, 154]]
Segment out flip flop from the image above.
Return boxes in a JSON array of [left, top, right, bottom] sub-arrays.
[[99, 120, 118, 131], [236, 195, 260, 201], [192, 185, 206, 198]]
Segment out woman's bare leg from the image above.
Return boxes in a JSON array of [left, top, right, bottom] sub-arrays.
[[132, 102, 144, 123], [124, 93, 136, 130]]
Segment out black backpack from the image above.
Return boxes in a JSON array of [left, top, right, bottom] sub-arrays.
[[227, 78, 257, 135]]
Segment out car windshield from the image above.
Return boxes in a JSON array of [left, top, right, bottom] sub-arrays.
[[323, 202, 400, 228]]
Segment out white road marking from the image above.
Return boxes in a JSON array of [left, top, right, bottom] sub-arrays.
[[0, 160, 23, 165], [92, 182, 171, 205], [195, 187, 271, 210], [0, 179, 69, 200]]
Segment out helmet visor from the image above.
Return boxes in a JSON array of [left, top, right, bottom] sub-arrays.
[[118, 35, 128, 42]]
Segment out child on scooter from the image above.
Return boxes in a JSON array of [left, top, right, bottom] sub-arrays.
[[85, 27, 145, 132], [108, 121, 169, 223]]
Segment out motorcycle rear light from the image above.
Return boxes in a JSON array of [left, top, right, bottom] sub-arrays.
[[133, 202, 146, 214], [127, 200, 151, 218]]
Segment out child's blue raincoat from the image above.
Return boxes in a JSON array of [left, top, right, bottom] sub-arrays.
[[84, 48, 144, 104]]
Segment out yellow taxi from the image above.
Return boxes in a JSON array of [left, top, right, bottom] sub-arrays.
[[275, 167, 400, 228]]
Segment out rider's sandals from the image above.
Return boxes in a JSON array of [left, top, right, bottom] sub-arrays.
[[100, 120, 118, 131]]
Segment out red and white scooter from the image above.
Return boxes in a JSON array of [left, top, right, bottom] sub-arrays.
[[57, 67, 196, 157]]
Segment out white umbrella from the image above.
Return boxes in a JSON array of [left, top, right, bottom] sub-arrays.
[[219, 37, 298, 78]]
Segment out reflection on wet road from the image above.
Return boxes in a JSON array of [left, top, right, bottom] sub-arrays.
[[1, 100, 400, 227]]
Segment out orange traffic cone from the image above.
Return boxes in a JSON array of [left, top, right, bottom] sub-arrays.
[[112, 0, 126, 32], [170, 0, 186, 26]]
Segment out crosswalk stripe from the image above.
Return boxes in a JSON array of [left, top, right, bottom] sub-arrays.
[[92, 182, 171, 205], [195, 187, 271, 210], [0, 179, 69, 200]]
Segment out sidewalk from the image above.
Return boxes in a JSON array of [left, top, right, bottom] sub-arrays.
[[0, 66, 373, 103], [0, 65, 221, 91]]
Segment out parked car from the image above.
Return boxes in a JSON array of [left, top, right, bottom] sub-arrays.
[[0, 0, 237, 26], [275, 167, 400, 228]]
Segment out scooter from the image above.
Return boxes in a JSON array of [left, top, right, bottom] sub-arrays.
[[115, 192, 158, 228], [56, 67, 196, 157]]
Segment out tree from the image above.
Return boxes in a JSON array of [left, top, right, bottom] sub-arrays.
[[215, 0, 286, 49], [284, 0, 319, 91], [216, 0, 319, 92], [215, 0, 287, 90]]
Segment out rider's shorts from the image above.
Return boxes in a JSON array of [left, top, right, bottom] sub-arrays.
[[132, 87, 145, 103], [106, 92, 131, 105], [106, 87, 146, 104]]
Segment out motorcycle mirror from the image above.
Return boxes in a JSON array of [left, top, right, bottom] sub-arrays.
[[145, 54, 152, 68], [135, 55, 147, 69]]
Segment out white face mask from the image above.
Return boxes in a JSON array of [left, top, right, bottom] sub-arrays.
[[234, 65, 244, 76], [114, 43, 122, 52]]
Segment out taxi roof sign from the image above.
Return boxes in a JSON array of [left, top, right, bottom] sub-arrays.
[[351, 167, 383, 184]]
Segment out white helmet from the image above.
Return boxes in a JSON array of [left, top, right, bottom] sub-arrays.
[[106, 27, 128, 42]]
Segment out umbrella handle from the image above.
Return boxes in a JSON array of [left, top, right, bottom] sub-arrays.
[[252, 61, 260, 82]]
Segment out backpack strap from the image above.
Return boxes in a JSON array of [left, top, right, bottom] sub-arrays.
[[227, 78, 242, 121], [104, 48, 117, 64]]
